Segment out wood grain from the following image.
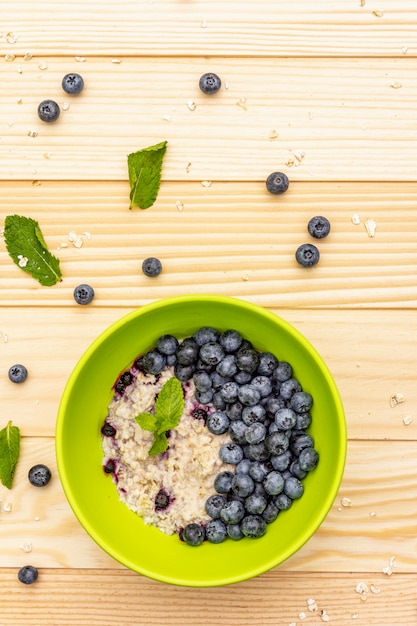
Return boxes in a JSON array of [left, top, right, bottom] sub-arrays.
[[3, 0, 417, 57], [1, 181, 417, 308], [1, 569, 416, 625], [2, 57, 417, 181]]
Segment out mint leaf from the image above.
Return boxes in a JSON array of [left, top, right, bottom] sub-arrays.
[[149, 432, 168, 457], [155, 377, 184, 434], [0, 421, 21, 489], [135, 412, 158, 431], [4, 215, 62, 286], [128, 141, 167, 209]]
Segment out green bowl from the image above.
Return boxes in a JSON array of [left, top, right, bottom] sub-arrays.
[[56, 295, 346, 587]]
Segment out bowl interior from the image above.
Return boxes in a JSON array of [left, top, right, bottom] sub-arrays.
[[56, 295, 346, 586]]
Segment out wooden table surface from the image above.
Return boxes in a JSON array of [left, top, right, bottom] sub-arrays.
[[1, 1, 417, 624]]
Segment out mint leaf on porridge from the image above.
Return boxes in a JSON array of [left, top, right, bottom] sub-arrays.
[[149, 432, 168, 457], [0, 421, 21, 489], [127, 140, 167, 210], [135, 412, 158, 431], [155, 377, 184, 434], [4, 214, 62, 286]]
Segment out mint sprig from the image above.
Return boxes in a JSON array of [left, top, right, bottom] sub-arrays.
[[0, 421, 21, 489], [135, 377, 184, 456], [4, 215, 62, 286], [128, 140, 167, 209]]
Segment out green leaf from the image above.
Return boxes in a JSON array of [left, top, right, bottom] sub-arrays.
[[128, 141, 167, 210], [0, 421, 21, 489], [135, 412, 158, 431], [4, 215, 62, 286], [155, 377, 184, 434], [149, 432, 168, 456]]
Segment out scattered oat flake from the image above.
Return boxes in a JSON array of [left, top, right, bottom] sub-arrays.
[[352, 613, 359, 620], [225, 81, 229, 89], [382, 556, 396, 576], [289, 623, 297, 626], [299, 612, 307, 620], [373, 10, 384, 17], [17, 65, 23, 74], [23, 52, 33, 61], [0, 330, 8, 343], [351, 214, 361, 225], [402, 46, 409, 54], [201, 180, 212, 188], [236, 97, 247, 110], [6, 32, 18, 44], [27, 130, 38, 138], [390, 392, 405, 407], [32, 180, 41, 186], [187, 100, 196, 111], [176, 200, 184, 212], [3, 502, 12, 512], [5, 53, 16, 62], [369, 511, 376, 517], [355, 581, 369, 595], [16, 97, 23, 104], [364, 218, 376, 237], [391, 81, 402, 89], [185, 162, 192, 173], [269, 129, 279, 140], [307, 598, 318, 612], [403, 415, 413, 426], [162, 114, 172, 122], [341, 497, 352, 507], [241, 273, 249, 281], [82, 231, 92, 240], [62, 102, 70, 111], [38, 61, 48, 70], [320, 610, 330, 623], [43, 152, 51, 159], [294, 150, 305, 163], [20, 541, 32, 553], [75, 56, 86, 62], [370, 584, 381, 594], [201, 20, 207, 28], [34, 516, 40, 521], [286, 157, 295, 167], [111, 58, 121, 64]]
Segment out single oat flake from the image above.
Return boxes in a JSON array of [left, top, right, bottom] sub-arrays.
[[187, 100, 196, 111], [20, 541, 33, 553], [364, 218, 376, 237], [38, 61, 48, 70], [307, 598, 318, 613], [269, 129, 279, 140], [403, 415, 413, 426], [355, 581, 369, 595], [5, 53, 16, 62], [351, 214, 361, 225], [175, 200, 184, 212], [390, 81, 402, 89], [6, 32, 18, 44], [382, 556, 396, 576], [373, 10, 384, 17], [320, 610, 330, 623], [201, 180, 212, 188], [390, 392, 405, 407], [341, 497, 352, 507]]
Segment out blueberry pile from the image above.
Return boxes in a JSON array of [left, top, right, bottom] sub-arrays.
[[139, 326, 319, 546]]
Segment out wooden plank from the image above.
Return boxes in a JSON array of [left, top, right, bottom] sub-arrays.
[[2, 57, 417, 181], [0, 438, 416, 573], [0, 306, 415, 440], [3, 0, 417, 57], [1, 569, 415, 625], [1, 181, 417, 308]]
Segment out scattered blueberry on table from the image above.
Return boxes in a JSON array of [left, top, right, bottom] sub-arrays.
[[142, 257, 162, 277], [265, 172, 289, 195], [62, 73, 84, 95], [199, 72, 222, 94], [295, 243, 320, 267], [18, 565, 38, 585], [37, 99, 60, 122], [307, 216, 331, 239], [8, 364, 28, 383], [28, 464, 52, 487], [73, 284, 95, 305]]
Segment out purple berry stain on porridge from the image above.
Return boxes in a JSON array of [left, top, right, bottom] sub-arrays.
[[101, 328, 319, 545]]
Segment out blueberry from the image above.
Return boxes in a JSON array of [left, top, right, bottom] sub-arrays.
[[157, 334, 179, 356], [246, 442, 270, 462], [299, 447, 319, 471], [154, 488, 171, 511], [174, 362, 195, 381], [199, 341, 225, 366], [242, 404, 266, 425], [214, 471, 234, 494], [296, 412, 312, 430], [290, 433, 315, 457], [227, 523, 244, 541], [176, 338, 199, 365], [308, 215, 331, 239], [38, 99, 60, 122], [290, 391, 313, 414], [257, 352, 279, 376], [250, 375, 273, 398], [194, 327, 220, 346], [236, 458, 252, 474], [228, 420, 247, 445], [195, 388, 213, 404], [266, 171, 289, 195], [142, 257, 162, 277], [142, 349, 166, 375], [264, 396, 286, 416], [216, 354, 238, 378], [210, 371, 229, 390], [28, 464, 51, 487], [227, 402, 243, 421], [220, 499, 245, 524], [289, 459, 308, 480], [245, 493, 267, 515], [73, 284, 94, 305], [274, 492, 293, 510], [205, 494, 227, 519], [182, 523, 205, 546], [62, 72, 84, 95], [236, 348, 259, 373], [8, 364, 28, 383], [231, 473, 254, 498], [18, 565, 38, 585], [205, 519, 227, 543], [272, 361, 292, 382], [206, 411, 230, 435], [199, 72, 221, 95], [262, 501, 280, 524], [220, 381, 240, 403], [193, 370, 212, 392], [265, 431, 289, 456], [241, 515, 267, 539], [101, 421, 116, 437], [219, 329, 243, 353], [270, 450, 292, 472], [295, 243, 320, 267], [234, 370, 252, 385], [238, 384, 261, 407], [284, 476, 304, 500], [104, 459, 116, 474], [192, 407, 208, 422], [212, 391, 226, 410], [248, 460, 268, 482], [245, 422, 266, 445], [279, 378, 302, 400], [219, 443, 244, 465], [115, 370, 134, 394], [263, 470, 284, 496], [274, 407, 297, 431]]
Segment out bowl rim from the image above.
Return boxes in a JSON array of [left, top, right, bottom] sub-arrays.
[[56, 294, 347, 586]]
